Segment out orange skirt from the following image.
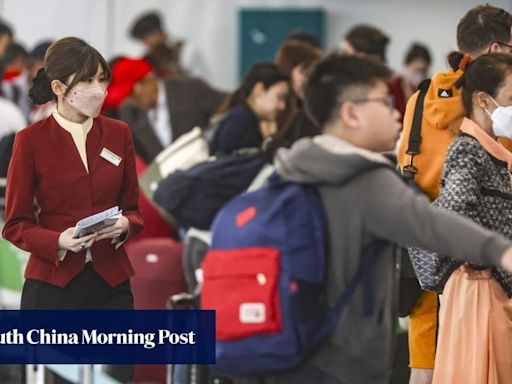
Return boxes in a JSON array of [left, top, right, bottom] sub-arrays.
[[433, 266, 512, 384]]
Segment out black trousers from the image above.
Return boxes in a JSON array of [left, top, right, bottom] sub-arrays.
[[20, 263, 134, 383], [20, 263, 133, 309]]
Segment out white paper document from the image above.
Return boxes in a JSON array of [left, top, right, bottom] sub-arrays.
[[72, 206, 122, 238]]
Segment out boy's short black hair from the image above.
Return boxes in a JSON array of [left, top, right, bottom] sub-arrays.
[[457, 5, 512, 54], [304, 54, 391, 128], [130, 12, 163, 39]]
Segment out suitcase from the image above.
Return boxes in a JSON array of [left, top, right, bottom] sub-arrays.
[[126, 237, 188, 310]]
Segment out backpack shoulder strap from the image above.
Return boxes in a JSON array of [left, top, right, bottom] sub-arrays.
[[403, 79, 431, 179], [314, 239, 388, 343]]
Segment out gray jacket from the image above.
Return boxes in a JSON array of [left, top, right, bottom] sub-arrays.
[[273, 134, 510, 384]]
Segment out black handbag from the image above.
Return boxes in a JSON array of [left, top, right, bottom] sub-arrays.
[[398, 247, 423, 317]]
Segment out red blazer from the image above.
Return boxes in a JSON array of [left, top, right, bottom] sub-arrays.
[[2, 115, 144, 288]]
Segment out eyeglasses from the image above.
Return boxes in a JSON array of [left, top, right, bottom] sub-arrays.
[[350, 94, 395, 110]]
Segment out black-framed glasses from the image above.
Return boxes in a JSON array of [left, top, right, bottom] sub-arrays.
[[350, 94, 395, 110]]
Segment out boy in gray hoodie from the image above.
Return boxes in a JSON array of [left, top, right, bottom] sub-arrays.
[[238, 55, 512, 384]]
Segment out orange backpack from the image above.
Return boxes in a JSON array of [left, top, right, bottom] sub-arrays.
[[397, 70, 464, 200]]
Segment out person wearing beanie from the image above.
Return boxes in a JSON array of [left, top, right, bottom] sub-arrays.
[[114, 57, 226, 163], [104, 57, 153, 112], [103, 57, 176, 242]]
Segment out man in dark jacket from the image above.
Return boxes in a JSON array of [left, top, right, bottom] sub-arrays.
[[108, 58, 226, 164]]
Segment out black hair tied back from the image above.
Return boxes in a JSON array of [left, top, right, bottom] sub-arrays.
[[447, 51, 464, 72], [29, 68, 54, 104], [447, 51, 476, 89]]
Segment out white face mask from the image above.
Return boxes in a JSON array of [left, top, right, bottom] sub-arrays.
[[486, 97, 512, 138]]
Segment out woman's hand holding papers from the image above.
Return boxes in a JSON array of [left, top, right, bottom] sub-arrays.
[[95, 216, 129, 241], [57, 215, 129, 256], [58, 228, 98, 253]]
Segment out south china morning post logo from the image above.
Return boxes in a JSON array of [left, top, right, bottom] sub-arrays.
[[0, 328, 197, 349], [0, 310, 215, 364]]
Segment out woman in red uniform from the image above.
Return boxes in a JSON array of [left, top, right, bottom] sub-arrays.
[[2, 37, 143, 310]]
